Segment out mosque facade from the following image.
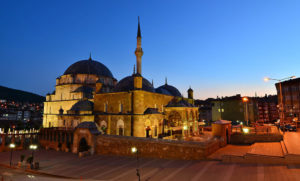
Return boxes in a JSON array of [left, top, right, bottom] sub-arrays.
[[43, 19, 199, 138]]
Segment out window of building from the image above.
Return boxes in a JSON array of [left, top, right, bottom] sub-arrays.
[[119, 103, 123, 113], [119, 127, 124, 136], [104, 103, 108, 112], [117, 119, 124, 136]]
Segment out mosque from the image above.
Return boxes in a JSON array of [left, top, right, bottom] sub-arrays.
[[43, 19, 199, 138]]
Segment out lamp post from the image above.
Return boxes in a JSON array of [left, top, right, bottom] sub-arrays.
[[29, 144, 38, 162], [242, 97, 249, 126], [131, 147, 140, 181], [9, 143, 15, 167], [264, 76, 296, 126]]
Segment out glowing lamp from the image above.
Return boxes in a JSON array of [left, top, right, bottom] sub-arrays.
[[242, 97, 249, 102], [264, 77, 270, 82], [9, 143, 15, 149], [183, 125, 188, 130], [30, 144, 38, 150], [242, 128, 249, 134], [131, 147, 137, 153]]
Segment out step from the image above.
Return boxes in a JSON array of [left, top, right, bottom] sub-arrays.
[[280, 141, 288, 155], [246, 142, 284, 157]]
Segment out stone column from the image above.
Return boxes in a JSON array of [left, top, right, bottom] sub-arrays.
[[107, 116, 111, 135]]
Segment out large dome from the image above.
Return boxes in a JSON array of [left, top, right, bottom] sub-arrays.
[[113, 75, 154, 92], [64, 59, 114, 78], [156, 84, 181, 97]]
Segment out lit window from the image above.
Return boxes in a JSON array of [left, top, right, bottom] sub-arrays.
[[119, 103, 123, 113], [104, 103, 108, 112]]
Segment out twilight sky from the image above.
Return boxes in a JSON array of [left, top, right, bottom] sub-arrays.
[[1, 0, 300, 99]]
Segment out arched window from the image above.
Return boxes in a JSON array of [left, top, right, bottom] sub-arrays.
[[119, 103, 123, 113], [104, 103, 108, 112], [117, 119, 124, 136]]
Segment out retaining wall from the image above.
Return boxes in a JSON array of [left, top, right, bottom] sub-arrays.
[[230, 133, 283, 145], [95, 135, 220, 160]]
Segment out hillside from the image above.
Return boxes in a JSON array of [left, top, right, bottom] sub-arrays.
[[0, 85, 45, 103]]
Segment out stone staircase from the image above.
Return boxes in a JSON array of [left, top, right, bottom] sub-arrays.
[[222, 140, 300, 165]]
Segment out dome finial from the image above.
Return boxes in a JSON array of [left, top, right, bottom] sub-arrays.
[[165, 77, 168, 85], [89, 52, 92, 61]]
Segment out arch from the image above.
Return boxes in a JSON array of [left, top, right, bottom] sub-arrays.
[[168, 111, 182, 127], [78, 137, 89, 152], [117, 119, 124, 136]]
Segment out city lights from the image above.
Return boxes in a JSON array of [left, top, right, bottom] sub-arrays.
[[242, 97, 249, 102]]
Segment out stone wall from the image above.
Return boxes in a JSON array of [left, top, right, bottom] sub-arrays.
[[95, 135, 220, 160], [230, 133, 283, 145]]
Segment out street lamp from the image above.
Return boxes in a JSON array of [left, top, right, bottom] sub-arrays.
[[131, 147, 140, 181], [29, 144, 38, 162], [264, 76, 296, 125], [242, 97, 249, 126], [9, 143, 15, 167]]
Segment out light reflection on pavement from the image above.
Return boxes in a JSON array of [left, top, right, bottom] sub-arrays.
[[0, 166, 73, 181]]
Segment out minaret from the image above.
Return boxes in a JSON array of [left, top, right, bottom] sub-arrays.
[[188, 86, 194, 99], [135, 16, 143, 76]]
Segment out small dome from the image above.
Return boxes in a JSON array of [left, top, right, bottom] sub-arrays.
[[156, 84, 181, 97], [188, 87, 193, 92], [70, 100, 94, 111], [113, 75, 154, 92], [64, 59, 114, 78], [76, 122, 100, 134]]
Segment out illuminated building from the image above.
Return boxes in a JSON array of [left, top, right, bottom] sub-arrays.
[[43, 18, 198, 138]]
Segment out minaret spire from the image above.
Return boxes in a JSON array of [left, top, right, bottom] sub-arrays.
[[137, 16, 141, 38], [89, 52, 92, 61], [135, 16, 143, 76]]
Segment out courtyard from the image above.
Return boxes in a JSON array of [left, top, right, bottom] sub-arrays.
[[1, 149, 300, 181]]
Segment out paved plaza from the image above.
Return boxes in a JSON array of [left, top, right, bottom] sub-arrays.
[[1, 150, 300, 181]]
